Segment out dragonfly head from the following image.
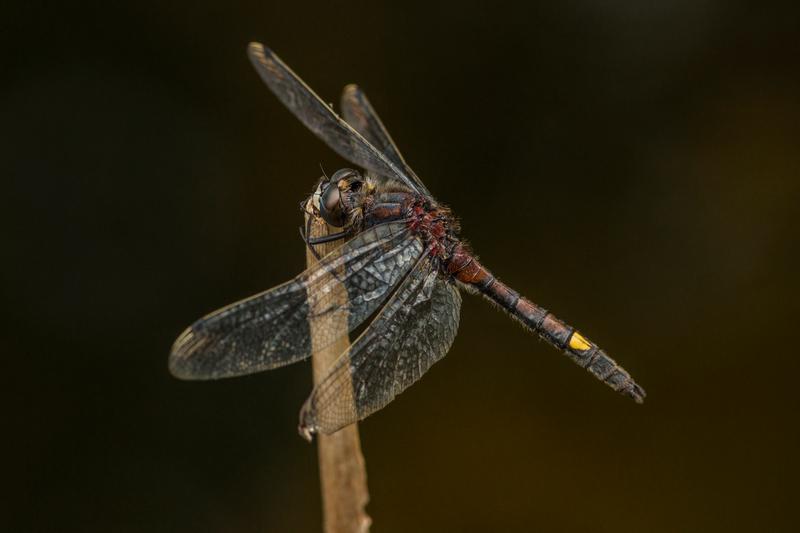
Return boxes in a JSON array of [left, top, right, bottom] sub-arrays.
[[312, 168, 362, 227]]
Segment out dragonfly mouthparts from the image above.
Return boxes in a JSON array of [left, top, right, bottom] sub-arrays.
[[298, 424, 316, 442]]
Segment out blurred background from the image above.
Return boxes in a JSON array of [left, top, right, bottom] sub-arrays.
[[3, 1, 799, 531]]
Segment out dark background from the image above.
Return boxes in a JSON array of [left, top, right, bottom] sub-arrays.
[[3, 1, 799, 531]]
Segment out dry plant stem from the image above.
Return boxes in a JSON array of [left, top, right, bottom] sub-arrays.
[[305, 206, 371, 533]]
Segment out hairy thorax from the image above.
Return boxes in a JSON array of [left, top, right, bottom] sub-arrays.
[[338, 174, 464, 276]]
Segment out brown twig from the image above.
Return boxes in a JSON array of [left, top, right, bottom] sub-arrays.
[[304, 205, 371, 533]]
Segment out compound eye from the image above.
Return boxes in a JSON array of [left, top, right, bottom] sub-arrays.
[[319, 182, 344, 227], [331, 168, 357, 183]]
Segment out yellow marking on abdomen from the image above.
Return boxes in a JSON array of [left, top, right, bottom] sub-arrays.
[[569, 332, 591, 351]]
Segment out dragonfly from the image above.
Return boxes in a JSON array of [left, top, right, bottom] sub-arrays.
[[169, 43, 645, 441]]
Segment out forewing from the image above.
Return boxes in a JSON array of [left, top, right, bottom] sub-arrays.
[[248, 43, 423, 195], [340, 85, 432, 197], [299, 259, 462, 437], [169, 222, 423, 379]]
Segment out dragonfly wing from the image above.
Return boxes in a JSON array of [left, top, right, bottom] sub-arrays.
[[340, 85, 432, 198], [248, 43, 424, 195], [170, 222, 423, 379], [299, 259, 462, 438]]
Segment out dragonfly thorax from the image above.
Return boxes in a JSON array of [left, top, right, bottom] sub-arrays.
[[312, 169, 464, 272]]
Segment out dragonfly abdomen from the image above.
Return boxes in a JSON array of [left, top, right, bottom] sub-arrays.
[[447, 247, 645, 403]]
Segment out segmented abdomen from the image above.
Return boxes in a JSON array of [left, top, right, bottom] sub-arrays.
[[446, 246, 645, 403]]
